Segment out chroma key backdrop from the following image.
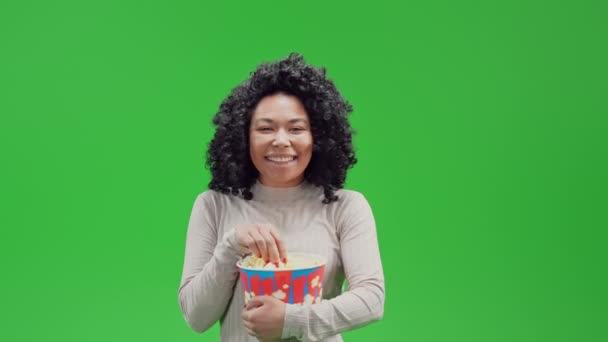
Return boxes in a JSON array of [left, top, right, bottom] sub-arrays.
[[1, 1, 606, 341]]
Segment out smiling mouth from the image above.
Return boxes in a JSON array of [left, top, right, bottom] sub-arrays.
[[265, 156, 297, 163]]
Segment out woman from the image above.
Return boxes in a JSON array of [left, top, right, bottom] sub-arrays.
[[178, 53, 384, 341]]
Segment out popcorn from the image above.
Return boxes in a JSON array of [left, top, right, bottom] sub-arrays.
[[239, 254, 320, 269], [240, 255, 289, 269]]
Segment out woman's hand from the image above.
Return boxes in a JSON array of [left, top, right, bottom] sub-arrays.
[[235, 224, 287, 264], [241, 296, 286, 341]]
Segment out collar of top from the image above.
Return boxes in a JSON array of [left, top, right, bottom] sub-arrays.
[[250, 179, 311, 203]]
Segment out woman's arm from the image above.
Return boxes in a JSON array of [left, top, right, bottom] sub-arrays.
[[178, 193, 243, 333], [281, 192, 385, 341]]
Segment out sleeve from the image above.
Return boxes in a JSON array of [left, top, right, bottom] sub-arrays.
[[177, 193, 245, 333], [281, 192, 385, 341]]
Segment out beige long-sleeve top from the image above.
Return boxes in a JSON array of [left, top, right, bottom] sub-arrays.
[[178, 180, 385, 341]]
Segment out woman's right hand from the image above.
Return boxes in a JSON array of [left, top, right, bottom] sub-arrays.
[[235, 224, 287, 264]]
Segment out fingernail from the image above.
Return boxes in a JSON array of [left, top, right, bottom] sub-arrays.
[[265, 259, 270, 264], [282, 258, 287, 263]]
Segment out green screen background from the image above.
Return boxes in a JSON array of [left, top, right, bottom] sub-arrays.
[[1, 0, 606, 341]]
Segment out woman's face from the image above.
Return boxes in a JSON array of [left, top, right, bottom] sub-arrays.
[[249, 93, 313, 188]]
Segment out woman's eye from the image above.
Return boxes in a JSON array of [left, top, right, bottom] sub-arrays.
[[290, 127, 304, 132], [258, 127, 272, 131]]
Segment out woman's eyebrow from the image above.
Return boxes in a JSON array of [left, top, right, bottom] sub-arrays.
[[254, 118, 309, 124], [254, 118, 274, 124], [288, 118, 309, 124]]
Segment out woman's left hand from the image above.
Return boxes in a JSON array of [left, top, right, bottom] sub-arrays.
[[242, 295, 286, 341]]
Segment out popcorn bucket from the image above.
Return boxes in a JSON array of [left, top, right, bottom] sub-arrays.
[[237, 252, 326, 305]]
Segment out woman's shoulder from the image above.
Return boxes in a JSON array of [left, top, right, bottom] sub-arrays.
[[193, 188, 240, 210], [332, 188, 375, 230], [195, 188, 222, 201], [333, 187, 370, 210], [335, 187, 366, 201]]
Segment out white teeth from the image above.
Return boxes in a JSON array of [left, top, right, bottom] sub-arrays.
[[266, 156, 296, 163]]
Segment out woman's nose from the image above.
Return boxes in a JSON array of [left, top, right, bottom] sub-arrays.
[[272, 129, 291, 147]]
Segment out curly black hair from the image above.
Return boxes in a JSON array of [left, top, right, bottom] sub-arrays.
[[206, 52, 357, 204]]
